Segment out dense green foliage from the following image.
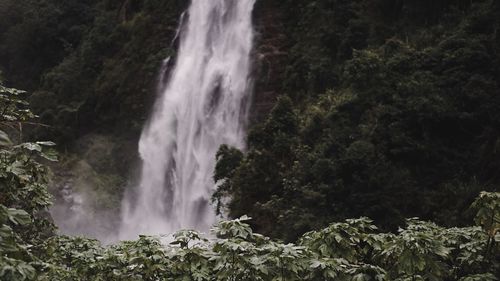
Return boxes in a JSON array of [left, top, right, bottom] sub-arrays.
[[0, 82, 56, 280], [33, 212, 499, 281], [214, 0, 500, 240], [3, 205, 500, 280], [0, 0, 185, 144]]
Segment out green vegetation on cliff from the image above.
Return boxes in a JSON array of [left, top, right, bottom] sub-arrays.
[[215, 0, 500, 240], [0, 0, 185, 144]]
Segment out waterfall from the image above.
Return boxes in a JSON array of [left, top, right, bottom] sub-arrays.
[[119, 0, 256, 239]]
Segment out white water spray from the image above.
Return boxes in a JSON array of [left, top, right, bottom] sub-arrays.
[[119, 0, 256, 239]]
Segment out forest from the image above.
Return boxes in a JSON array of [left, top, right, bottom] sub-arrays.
[[0, 0, 499, 280]]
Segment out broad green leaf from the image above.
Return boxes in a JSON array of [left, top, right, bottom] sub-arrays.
[[0, 130, 12, 147]]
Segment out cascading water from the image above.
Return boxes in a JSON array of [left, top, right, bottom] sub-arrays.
[[119, 0, 256, 239]]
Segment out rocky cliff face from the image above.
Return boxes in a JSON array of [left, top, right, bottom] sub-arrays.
[[251, 1, 288, 122]]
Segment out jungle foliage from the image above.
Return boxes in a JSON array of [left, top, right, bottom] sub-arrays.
[[33, 210, 500, 281], [214, 0, 500, 240], [0, 0, 186, 145]]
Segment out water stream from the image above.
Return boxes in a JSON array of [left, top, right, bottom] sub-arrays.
[[119, 0, 256, 239]]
